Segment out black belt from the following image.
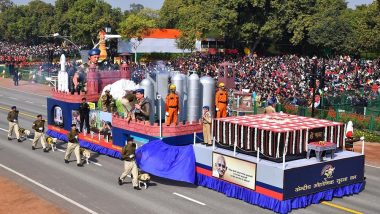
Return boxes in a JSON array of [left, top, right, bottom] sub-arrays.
[[218, 101, 227, 104], [169, 106, 178, 108]]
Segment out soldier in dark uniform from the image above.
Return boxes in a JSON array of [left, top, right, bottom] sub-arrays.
[[133, 89, 150, 122], [7, 106, 21, 142], [32, 115, 48, 152], [79, 97, 90, 134], [64, 124, 83, 167], [118, 137, 140, 190]]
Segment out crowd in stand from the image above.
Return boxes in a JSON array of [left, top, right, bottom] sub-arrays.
[[0, 41, 82, 63], [167, 54, 380, 109]]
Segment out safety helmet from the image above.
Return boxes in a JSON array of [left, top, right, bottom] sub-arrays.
[[169, 84, 176, 90], [218, 82, 225, 87]]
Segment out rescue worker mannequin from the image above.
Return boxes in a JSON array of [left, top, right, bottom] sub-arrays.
[[165, 84, 180, 126], [215, 82, 228, 118], [133, 89, 150, 122], [121, 90, 136, 123], [202, 106, 212, 146], [101, 89, 113, 112]]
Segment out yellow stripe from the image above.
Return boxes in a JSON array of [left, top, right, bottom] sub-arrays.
[[0, 106, 36, 119], [322, 201, 363, 214]]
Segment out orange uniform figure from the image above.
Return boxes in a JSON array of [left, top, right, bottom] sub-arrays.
[[215, 82, 228, 118], [165, 84, 180, 126]]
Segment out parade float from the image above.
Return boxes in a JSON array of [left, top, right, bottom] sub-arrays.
[[46, 52, 365, 213]]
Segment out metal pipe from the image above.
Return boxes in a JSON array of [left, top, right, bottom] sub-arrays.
[[158, 94, 162, 138]]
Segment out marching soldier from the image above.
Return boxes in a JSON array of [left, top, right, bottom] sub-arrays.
[[7, 106, 21, 142], [202, 106, 212, 146], [101, 89, 113, 112], [133, 89, 150, 122], [215, 82, 228, 118], [79, 97, 90, 133], [32, 115, 48, 152], [118, 137, 140, 190], [165, 84, 180, 126], [64, 124, 83, 167]]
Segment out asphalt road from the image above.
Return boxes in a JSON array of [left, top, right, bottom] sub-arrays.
[[0, 85, 379, 214]]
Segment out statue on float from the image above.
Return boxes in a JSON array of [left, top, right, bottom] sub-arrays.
[[57, 54, 69, 92]]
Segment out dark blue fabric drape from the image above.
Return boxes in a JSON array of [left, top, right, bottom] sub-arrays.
[[135, 139, 196, 183]]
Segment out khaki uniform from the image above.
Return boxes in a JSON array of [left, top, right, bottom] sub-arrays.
[[119, 143, 138, 187], [134, 98, 150, 121], [165, 92, 180, 125], [64, 130, 81, 164], [264, 105, 276, 114], [215, 90, 228, 118], [202, 111, 212, 145], [32, 119, 47, 149], [7, 110, 20, 139]]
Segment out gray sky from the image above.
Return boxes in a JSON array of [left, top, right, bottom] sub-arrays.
[[12, 0, 375, 10]]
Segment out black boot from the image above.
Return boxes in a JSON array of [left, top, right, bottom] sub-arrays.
[[134, 186, 141, 190], [32, 146, 35, 150], [64, 159, 69, 164], [118, 177, 123, 185]]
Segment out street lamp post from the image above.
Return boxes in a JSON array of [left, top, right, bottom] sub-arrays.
[[52, 33, 81, 60]]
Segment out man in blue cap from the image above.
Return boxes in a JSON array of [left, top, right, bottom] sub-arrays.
[[133, 89, 150, 122], [202, 106, 212, 146], [88, 48, 100, 65], [7, 106, 21, 142]]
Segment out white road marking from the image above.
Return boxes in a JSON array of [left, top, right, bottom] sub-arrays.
[[90, 162, 102, 167], [0, 163, 99, 214], [173, 192, 206, 206], [365, 164, 380, 169], [0, 127, 8, 132], [42, 105, 47, 107], [0, 86, 47, 98], [25, 101, 34, 104], [57, 149, 66, 153], [8, 97, 17, 100]]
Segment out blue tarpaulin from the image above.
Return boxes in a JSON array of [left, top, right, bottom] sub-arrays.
[[135, 139, 196, 184]]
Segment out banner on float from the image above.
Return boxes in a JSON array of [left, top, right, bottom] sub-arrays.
[[212, 152, 257, 190], [283, 155, 365, 199]]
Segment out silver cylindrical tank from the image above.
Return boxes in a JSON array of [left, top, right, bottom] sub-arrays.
[[182, 74, 188, 123], [200, 76, 216, 117], [140, 78, 155, 124], [156, 72, 169, 120], [187, 74, 201, 122], [171, 73, 186, 122]]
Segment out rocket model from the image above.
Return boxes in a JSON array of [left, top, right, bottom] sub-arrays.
[[58, 54, 69, 92]]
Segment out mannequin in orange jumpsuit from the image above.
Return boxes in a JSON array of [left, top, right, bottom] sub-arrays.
[[165, 84, 180, 126], [215, 82, 228, 118]]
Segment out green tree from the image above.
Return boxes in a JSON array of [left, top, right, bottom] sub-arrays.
[[62, 0, 121, 46], [0, 0, 13, 12], [176, 29, 197, 53], [118, 8, 158, 62]]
